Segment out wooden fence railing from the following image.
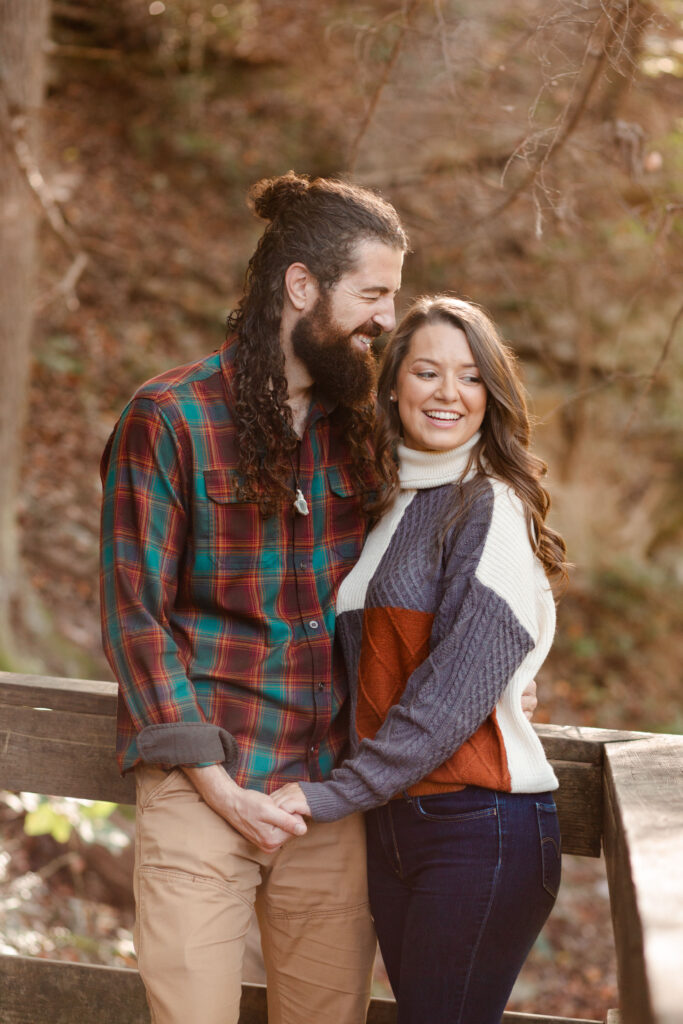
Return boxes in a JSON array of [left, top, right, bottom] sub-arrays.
[[1, 671, 682, 1024]]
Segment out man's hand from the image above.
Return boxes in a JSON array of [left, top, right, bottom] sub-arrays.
[[271, 782, 312, 817], [183, 765, 307, 853], [521, 678, 538, 721]]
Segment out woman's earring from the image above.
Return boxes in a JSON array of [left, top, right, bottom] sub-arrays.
[[389, 393, 397, 402]]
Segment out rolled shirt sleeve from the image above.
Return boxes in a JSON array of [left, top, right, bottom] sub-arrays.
[[100, 397, 227, 769]]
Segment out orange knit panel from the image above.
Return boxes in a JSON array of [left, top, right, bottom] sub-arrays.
[[356, 606, 433, 742], [407, 709, 510, 795], [355, 606, 511, 794]]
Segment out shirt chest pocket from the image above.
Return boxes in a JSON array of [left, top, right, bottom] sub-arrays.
[[326, 466, 364, 561], [201, 469, 261, 571]]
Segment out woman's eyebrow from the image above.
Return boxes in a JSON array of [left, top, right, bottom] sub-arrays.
[[410, 357, 479, 369]]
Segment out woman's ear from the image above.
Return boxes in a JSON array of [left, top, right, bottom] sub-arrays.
[[284, 262, 319, 312]]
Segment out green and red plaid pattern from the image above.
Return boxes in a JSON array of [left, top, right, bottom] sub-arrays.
[[100, 339, 367, 791]]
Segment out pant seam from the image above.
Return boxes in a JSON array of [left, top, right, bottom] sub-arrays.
[[139, 864, 255, 909], [264, 898, 371, 921], [387, 804, 404, 878], [456, 791, 503, 1024]]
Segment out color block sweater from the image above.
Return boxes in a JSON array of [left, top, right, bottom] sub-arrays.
[[300, 434, 559, 822]]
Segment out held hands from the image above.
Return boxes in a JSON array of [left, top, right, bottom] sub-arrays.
[[183, 764, 307, 853], [270, 782, 312, 818]]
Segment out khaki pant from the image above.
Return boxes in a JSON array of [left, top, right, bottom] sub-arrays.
[[134, 766, 376, 1024]]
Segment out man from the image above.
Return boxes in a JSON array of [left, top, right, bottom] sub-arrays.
[[100, 172, 407, 1024]]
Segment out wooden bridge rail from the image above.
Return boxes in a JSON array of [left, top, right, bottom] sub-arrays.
[[1, 671, 682, 1024]]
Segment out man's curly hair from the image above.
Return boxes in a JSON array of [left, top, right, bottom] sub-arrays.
[[225, 171, 408, 517]]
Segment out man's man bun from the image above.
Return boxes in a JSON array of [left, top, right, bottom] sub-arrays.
[[249, 171, 310, 221]]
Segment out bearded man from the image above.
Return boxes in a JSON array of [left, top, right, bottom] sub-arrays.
[[100, 172, 407, 1024]]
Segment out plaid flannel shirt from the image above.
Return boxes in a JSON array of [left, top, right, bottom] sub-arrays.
[[100, 338, 367, 791]]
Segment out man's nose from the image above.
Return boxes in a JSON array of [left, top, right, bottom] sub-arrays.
[[372, 296, 396, 334]]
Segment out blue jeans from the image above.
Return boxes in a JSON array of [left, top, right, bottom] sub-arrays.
[[366, 787, 561, 1024]]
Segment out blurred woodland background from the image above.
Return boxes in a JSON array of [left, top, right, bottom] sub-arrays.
[[1, 0, 682, 1018]]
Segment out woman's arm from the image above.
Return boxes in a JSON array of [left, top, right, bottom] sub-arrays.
[[286, 486, 545, 821]]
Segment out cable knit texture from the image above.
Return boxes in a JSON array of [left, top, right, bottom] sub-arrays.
[[300, 437, 558, 822]]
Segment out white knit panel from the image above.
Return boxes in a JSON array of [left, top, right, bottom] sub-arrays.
[[475, 481, 554, 642], [475, 481, 558, 791], [336, 490, 416, 615]]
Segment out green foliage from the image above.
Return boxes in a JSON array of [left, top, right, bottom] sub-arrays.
[[549, 561, 683, 733], [36, 335, 84, 377], [21, 796, 123, 849], [24, 801, 73, 843]]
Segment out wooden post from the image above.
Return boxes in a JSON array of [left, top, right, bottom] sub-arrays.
[[603, 734, 683, 1024]]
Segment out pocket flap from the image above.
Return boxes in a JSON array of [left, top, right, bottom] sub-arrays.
[[327, 466, 357, 498], [204, 469, 241, 503]]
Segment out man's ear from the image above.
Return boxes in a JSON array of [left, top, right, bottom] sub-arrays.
[[284, 262, 319, 312]]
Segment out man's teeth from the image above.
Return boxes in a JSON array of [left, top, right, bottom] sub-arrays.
[[352, 334, 372, 347], [426, 411, 461, 421]]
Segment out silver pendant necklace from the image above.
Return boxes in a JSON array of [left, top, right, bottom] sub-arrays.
[[294, 488, 309, 516]]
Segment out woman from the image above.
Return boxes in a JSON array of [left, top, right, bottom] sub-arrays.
[[273, 295, 568, 1024]]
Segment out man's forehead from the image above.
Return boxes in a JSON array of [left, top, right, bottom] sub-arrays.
[[342, 239, 404, 290]]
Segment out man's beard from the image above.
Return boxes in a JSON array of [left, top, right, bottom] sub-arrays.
[[290, 292, 379, 406]]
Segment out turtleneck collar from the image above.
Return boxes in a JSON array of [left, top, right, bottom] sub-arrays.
[[397, 432, 481, 490]]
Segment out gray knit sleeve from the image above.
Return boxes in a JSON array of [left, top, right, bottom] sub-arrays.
[[300, 494, 535, 822]]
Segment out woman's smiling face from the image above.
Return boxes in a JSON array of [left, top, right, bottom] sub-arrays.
[[394, 320, 488, 453]]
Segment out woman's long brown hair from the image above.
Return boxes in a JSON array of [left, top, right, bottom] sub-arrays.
[[372, 295, 569, 585]]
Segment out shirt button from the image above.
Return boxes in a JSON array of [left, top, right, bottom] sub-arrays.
[[298, 560, 308, 570], [308, 620, 319, 630], [310, 745, 317, 753], [317, 682, 325, 691]]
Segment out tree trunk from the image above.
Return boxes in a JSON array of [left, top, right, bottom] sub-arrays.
[[0, 0, 49, 661]]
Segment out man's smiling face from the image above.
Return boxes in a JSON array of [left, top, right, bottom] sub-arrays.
[[291, 238, 404, 405]]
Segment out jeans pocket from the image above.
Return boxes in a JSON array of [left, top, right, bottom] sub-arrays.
[[536, 801, 562, 899], [413, 791, 498, 823]]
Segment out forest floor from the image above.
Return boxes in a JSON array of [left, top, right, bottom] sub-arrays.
[[3, 28, 682, 1022]]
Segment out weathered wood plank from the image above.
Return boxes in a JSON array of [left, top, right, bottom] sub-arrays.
[[0, 955, 149, 1024], [2, 703, 114, 743], [552, 760, 603, 858], [0, 670, 117, 714], [0, 673, 613, 857], [0, 955, 600, 1024], [534, 724, 651, 765], [603, 735, 683, 1024], [504, 1016, 600, 1024], [0, 672, 647, 760], [0, 702, 135, 804]]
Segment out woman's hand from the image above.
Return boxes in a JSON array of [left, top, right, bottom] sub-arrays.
[[271, 782, 312, 817], [521, 679, 538, 721]]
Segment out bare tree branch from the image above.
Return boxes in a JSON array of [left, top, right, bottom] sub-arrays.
[[36, 252, 89, 313], [538, 372, 643, 424], [43, 39, 122, 61], [0, 84, 89, 308], [623, 300, 683, 436], [347, 0, 421, 175], [473, 1, 629, 232]]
